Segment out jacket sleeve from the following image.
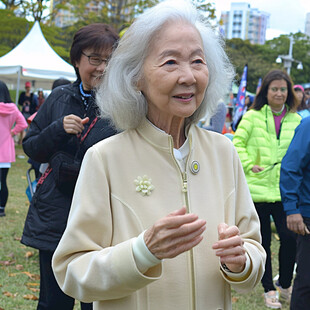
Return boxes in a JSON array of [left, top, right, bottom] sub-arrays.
[[22, 90, 73, 163], [18, 93, 24, 106], [52, 146, 162, 303], [218, 142, 266, 292], [232, 112, 255, 173], [12, 107, 28, 135], [280, 120, 310, 215]]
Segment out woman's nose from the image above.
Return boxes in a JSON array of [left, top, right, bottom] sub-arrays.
[[96, 62, 106, 72], [178, 64, 196, 85]]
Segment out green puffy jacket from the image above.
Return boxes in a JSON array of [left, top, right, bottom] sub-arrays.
[[233, 104, 301, 203]]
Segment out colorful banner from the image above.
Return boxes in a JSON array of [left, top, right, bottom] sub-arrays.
[[232, 65, 248, 131]]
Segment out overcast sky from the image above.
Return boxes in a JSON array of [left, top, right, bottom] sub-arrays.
[[212, 0, 310, 39]]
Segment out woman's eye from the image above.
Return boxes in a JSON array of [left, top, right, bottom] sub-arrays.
[[193, 59, 204, 64], [164, 59, 177, 65]]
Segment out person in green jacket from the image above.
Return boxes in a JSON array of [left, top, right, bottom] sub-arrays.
[[233, 69, 301, 309]]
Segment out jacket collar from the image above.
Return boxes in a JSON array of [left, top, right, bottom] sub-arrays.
[[136, 117, 194, 153], [264, 103, 289, 114]]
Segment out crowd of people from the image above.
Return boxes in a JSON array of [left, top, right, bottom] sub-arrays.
[[0, 0, 309, 310]]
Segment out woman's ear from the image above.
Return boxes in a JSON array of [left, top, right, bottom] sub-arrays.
[[136, 79, 142, 91]]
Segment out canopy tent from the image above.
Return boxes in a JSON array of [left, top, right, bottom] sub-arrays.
[[0, 21, 76, 103]]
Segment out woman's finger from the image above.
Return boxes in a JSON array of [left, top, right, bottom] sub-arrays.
[[213, 235, 243, 250], [145, 210, 206, 259]]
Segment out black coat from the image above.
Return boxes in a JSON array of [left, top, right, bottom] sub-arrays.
[[21, 80, 117, 251]]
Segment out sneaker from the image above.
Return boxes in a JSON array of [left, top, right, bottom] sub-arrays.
[[0, 210, 5, 217], [275, 281, 292, 302], [264, 290, 282, 309]]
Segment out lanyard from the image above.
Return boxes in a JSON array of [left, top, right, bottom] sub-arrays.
[[77, 117, 98, 143]]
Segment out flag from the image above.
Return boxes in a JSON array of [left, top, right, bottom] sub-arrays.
[[256, 77, 262, 94], [232, 65, 248, 131]]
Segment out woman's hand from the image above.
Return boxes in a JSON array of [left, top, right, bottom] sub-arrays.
[[144, 207, 206, 260], [63, 115, 89, 135], [252, 165, 264, 173], [212, 223, 246, 273]]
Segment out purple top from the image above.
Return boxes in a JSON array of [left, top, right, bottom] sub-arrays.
[[273, 106, 287, 136]]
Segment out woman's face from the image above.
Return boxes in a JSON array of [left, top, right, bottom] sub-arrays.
[[139, 21, 209, 127], [75, 48, 112, 91], [267, 79, 288, 111], [294, 90, 303, 104]]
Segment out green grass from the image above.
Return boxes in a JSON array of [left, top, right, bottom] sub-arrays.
[[0, 145, 290, 309]]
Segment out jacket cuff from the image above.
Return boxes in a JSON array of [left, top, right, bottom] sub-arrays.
[[220, 252, 251, 281], [132, 231, 161, 273], [282, 201, 299, 215]]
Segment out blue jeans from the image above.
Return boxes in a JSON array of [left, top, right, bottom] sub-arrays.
[[290, 217, 310, 310], [255, 202, 296, 292]]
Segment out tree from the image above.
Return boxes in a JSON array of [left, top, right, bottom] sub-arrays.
[[53, 0, 160, 31], [1, 0, 51, 21], [266, 33, 310, 84], [0, 9, 71, 62], [0, 9, 31, 56], [0, 0, 23, 10], [192, 0, 215, 19], [53, 0, 216, 31], [20, 0, 51, 22], [226, 33, 310, 93], [225, 38, 278, 93]]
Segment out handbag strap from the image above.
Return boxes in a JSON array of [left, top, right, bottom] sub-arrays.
[[37, 166, 52, 186], [77, 116, 98, 143]]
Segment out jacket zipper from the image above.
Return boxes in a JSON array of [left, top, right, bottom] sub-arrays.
[[182, 171, 196, 310], [170, 136, 196, 310]]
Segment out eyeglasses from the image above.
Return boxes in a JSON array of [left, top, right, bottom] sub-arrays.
[[81, 52, 108, 66], [269, 87, 288, 93]]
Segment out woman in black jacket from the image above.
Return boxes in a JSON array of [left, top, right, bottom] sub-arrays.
[[21, 24, 119, 310]]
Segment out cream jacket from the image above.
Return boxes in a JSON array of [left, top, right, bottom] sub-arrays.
[[53, 119, 265, 310]]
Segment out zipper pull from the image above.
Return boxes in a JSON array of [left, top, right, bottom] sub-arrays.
[[182, 172, 188, 193]]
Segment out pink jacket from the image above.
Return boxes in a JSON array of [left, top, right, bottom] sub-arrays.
[[0, 102, 28, 163]]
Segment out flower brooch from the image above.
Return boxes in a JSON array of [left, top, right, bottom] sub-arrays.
[[134, 175, 155, 196]]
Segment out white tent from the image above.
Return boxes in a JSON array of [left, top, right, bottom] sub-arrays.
[[0, 21, 76, 102]]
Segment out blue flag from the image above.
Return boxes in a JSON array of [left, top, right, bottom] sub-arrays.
[[232, 65, 248, 131]]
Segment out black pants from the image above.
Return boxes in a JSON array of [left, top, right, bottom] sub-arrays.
[[290, 217, 310, 310], [0, 168, 9, 208], [255, 202, 296, 292], [38, 250, 93, 310]]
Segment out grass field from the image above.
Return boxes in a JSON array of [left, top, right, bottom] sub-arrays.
[[0, 145, 290, 310]]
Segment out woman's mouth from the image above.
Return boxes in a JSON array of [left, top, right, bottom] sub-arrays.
[[173, 94, 194, 100]]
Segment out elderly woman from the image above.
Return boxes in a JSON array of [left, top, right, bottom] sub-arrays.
[[21, 24, 119, 310], [233, 69, 301, 309], [52, 1, 265, 309]]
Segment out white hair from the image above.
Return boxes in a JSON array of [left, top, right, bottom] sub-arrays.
[[96, 0, 235, 131]]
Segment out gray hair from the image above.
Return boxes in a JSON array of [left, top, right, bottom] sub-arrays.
[[96, 0, 235, 131]]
